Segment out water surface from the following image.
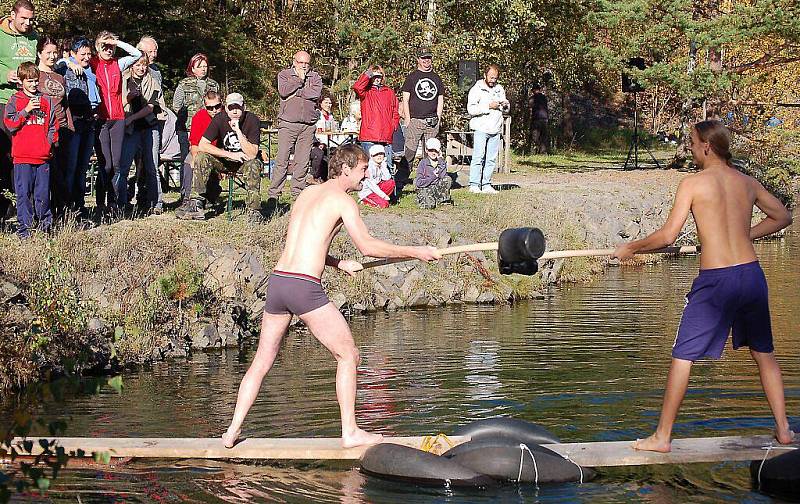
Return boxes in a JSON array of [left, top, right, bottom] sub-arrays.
[[3, 224, 798, 503]]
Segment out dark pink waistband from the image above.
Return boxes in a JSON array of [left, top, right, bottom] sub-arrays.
[[272, 270, 322, 284]]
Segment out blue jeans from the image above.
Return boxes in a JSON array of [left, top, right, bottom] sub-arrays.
[[65, 117, 95, 210], [469, 130, 501, 188], [116, 126, 158, 208], [360, 141, 394, 172], [14, 162, 51, 238]]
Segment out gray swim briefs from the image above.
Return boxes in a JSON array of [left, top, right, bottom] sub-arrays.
[[263, 270, 330, 315]]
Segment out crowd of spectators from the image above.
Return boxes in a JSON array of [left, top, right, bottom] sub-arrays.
[[0, 0, 511, 239]]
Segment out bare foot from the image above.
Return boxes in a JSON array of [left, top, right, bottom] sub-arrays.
[[222, 428, 241, 449], [632, 434, 671, 453], [775, 429, 796, 445], [342, 428, 383, 448]]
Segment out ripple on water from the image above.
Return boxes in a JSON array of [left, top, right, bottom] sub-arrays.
[[2, 229, 798, 502]]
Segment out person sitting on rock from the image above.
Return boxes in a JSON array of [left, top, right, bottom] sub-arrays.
[[358, 144, 395, 208], [414, 137, 451, 209], [180, 92, 263, 222]]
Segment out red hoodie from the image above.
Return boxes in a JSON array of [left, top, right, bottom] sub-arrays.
[[91, 56, 124, 121], [352, 72, 400, 143], [4, 91, 57, 164]]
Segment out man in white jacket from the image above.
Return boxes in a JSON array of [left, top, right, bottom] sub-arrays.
[[467, 64, 508, 194]]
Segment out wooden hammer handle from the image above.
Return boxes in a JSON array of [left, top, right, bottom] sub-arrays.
[[361, 242, 499, 269], [360, 244, 698, 270], [540, 245, 699, 260]]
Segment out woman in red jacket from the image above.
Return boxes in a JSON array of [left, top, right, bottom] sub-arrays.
[[90, 31, 141, 214], [352, 65, 400, 171]]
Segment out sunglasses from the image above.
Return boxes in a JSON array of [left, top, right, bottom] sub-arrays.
[[227, 104, 243, 111], [205, 103, 222, 111]]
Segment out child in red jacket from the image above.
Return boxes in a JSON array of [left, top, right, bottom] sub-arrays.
[[4, 62, 57, 238]]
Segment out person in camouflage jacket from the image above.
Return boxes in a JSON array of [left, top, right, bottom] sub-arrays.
[[172, 53, 219, 167]]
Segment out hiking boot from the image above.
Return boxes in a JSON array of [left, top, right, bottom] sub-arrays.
[[175, 199, 206, 220]]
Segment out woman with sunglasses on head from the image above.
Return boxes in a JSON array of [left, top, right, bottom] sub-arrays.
[[36, 35, 73, 217], [172, 53, 219, 199], [57, 36, 100, 217], [117, 53, 168, 214], [90, 31, 141, 216]]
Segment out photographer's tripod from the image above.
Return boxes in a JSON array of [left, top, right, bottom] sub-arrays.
[[624, 92, 662, 170]]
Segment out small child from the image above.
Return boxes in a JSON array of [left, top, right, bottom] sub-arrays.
[[358, 144, 395, 208], [414, 137, 451, 209], [4, 62, 57, 238]]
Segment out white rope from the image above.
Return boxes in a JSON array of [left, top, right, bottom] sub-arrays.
[[517, 443, 539, 485], [756, 443, 798, 489], [756, 444, 773, 489], [560, 452, 584, 484]]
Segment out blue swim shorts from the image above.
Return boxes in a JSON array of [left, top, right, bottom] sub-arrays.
[[672, 261, 774, 361]]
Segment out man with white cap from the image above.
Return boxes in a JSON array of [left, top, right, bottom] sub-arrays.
[[181, 91, 262, 221], [414, 137, 451, 209]]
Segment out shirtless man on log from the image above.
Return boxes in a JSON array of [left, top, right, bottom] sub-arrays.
[[613, 120, 795, 453], [222, 144, 440, 449]]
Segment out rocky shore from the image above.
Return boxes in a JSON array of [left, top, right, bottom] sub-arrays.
[[0, 168, 693, 389]]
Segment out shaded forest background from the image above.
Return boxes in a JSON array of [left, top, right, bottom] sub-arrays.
[[6, 0, 800, 174]]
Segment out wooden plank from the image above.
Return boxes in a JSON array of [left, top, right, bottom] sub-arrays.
[[544, 435, 799, 467], [3, 435, 796, 466], [2, 436, 469, 460]]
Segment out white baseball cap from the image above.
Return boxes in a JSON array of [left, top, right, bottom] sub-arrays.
[[425, 137, 441, 152], [226, 92, 244, 107], [369, 144, 385, 157]]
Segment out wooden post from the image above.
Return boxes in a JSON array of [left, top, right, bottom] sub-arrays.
[[498, 115, 511, 173]]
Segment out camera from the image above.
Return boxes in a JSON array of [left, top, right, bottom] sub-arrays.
[[500, 101, 511, 113]]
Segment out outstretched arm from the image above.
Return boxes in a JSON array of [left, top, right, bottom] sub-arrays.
[[613, 178, 694, 261], [750, 180, 792, 239], [340, 196, 440, 260]]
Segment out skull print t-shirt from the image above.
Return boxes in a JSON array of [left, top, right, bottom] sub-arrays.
[[202, 110, 261, 153], [401, 69, 445, 119]]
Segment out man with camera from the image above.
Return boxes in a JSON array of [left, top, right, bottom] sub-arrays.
[[399, 48, 445, 189], [467, 64, 508, 194]]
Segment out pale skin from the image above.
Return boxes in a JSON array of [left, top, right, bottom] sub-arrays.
[[197, 103, 257, 163], [191, 59, 208, 79], [138, 38, 157, 64], [21, 77, 39, 110], [65, 46, 92, 77], [37, 43, 58, 73], [6, 7, 34, 84], [97, 37, 118, 62], [613, 127, 795, 452], [222, 154, 440, 448], [483, 67, 509, 111]]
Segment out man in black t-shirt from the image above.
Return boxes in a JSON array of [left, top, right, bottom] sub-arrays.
[[180, 92, 263, 221], [398, 48, 445, 187]]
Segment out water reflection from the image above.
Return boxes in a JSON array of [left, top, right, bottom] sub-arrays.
[[2, 225, 798, 502]]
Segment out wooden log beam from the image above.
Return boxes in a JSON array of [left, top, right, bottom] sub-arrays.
[[3, 434, 797, 466], [545, 434, 798, 467], [2, 436, 469, 460]]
